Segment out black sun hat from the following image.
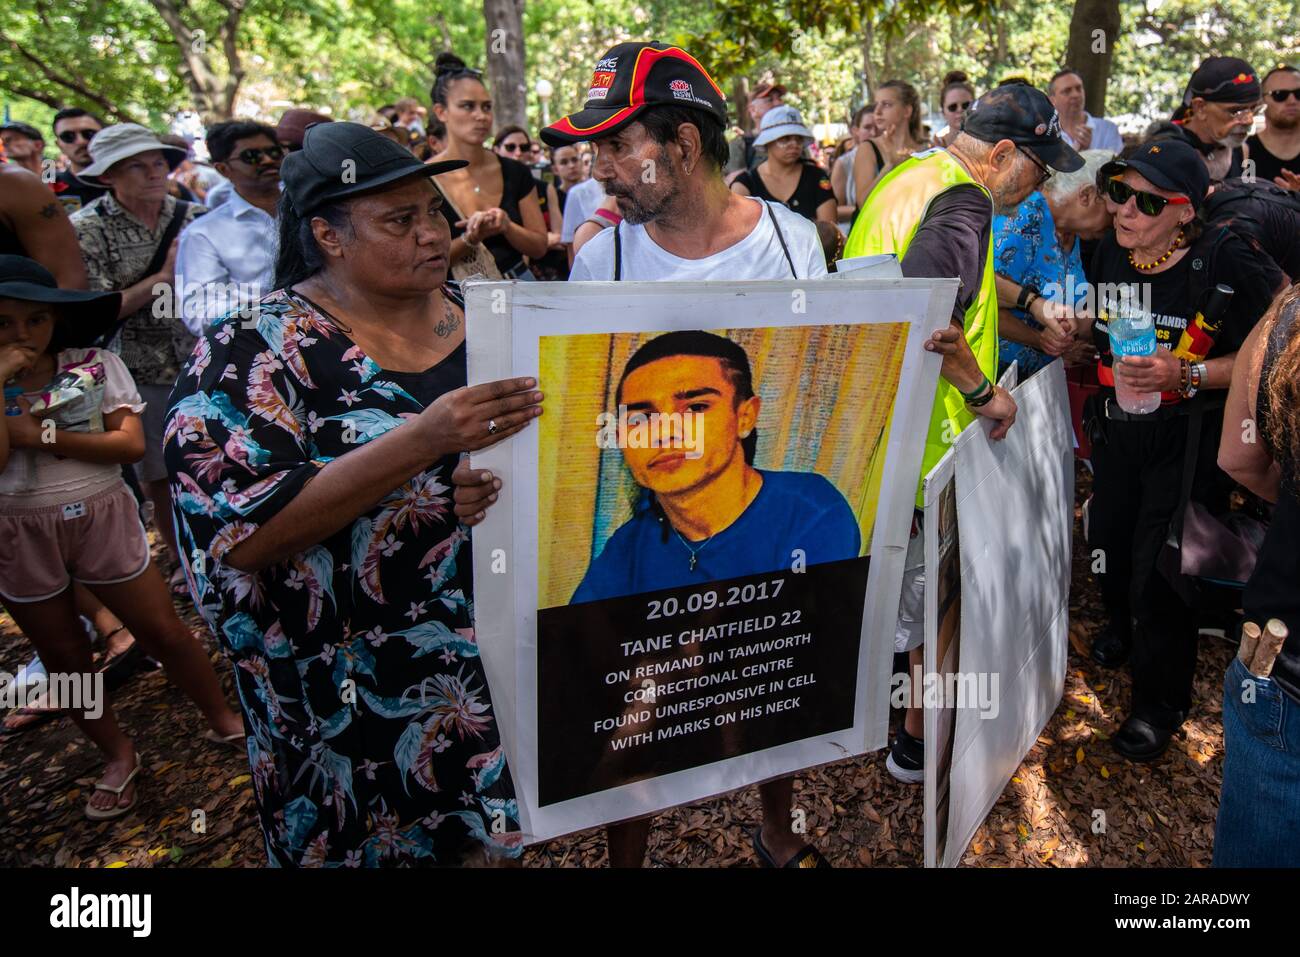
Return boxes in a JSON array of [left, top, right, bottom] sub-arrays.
[[540, 42, 728, 146], [0, 255, 122, 350], [962, 83, 1084, 172], [280, 122, 467, 215]]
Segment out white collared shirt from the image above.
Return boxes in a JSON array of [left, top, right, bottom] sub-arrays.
[[175, 187, 278, 335], [1061, 111, 1124, 153]]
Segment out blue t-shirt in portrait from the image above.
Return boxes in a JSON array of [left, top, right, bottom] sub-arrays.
[[992, 191, 1089, 377], [571, 469, 861, 604]]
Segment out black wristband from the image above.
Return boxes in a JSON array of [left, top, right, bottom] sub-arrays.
[[966, 383, 997, 408], [1016, 284, 1039, 311]]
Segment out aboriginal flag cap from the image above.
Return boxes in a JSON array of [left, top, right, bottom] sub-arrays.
[[540, 42, 728, 146], [1183, 56, 1260, 105]]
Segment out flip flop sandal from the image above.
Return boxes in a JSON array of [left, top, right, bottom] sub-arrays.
[[96, 627, 143, 683], [203, 729, 247, 751], [0, 702, 62, 738], [751, 827, 832, 868], [84, 755, 143, 822]]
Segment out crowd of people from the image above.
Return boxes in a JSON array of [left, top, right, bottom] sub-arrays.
[[0, 37, 1297, 868]]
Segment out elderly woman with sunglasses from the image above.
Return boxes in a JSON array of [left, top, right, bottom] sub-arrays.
[[1076, 138, 1282, 762]]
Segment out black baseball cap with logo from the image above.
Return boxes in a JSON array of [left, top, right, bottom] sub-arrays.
[[540, 42, 728, 146], [961, 83, 1084, 172], [1098, 139, 1210, 210], [280, 121, 466, 215]]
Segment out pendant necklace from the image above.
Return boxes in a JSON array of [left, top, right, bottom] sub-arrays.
[[673, 528, 713, 571]]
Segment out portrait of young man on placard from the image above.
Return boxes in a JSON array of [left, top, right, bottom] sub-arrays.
[[571, 330, 861, 604]]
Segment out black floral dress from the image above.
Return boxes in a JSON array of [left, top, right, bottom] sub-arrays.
[[164, 287, 521, 867]]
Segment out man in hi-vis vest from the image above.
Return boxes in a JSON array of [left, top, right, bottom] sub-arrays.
[[843, 83, 1082, 784]]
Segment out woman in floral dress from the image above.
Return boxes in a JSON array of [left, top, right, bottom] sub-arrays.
[[164, 123, 544, 866]]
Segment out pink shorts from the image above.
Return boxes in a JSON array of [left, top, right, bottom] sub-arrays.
[[0, 482, 151, 603]]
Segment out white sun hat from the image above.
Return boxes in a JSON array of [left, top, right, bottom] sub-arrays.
[[753, 105, 815, 147], [76, 123, 188, 185]]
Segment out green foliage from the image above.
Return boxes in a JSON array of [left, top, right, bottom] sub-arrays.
[[3, 0, 1297, 135]]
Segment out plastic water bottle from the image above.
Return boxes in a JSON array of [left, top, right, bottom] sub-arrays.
[[1108, 313, 1161, 415], [4, 379, 23, 416]]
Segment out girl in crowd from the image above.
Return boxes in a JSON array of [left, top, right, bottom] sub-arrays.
[[831, 104, 877, 228], [494, 126, 567, 279], [934, 71, 976, 148], [165, 122, 543, 866], [731, 106, 836, 225], [0, 255, 243, 821], [430, 54, 548, 280], [852, 80, 926, 204]]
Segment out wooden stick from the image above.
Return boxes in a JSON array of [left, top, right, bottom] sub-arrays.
[[1249, 619, 1289, 678], [1238, 620, 1261, 667]]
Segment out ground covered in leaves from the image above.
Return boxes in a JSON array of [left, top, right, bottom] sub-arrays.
[[0, 463, 1231, 868]]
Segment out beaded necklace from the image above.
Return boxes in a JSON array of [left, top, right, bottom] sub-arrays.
[[1128, 230, 1184, 272]]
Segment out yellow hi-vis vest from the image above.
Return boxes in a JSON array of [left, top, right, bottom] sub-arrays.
[[843, 148, 1000, 506]]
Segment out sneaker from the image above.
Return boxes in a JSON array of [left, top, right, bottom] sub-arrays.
[[885, 728, 924, 784]]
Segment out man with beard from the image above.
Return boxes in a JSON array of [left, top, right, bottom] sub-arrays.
[[540, 41, 828, 870], [1171, 56, 1261, 182], [1247, 64, 1300, 188], [842, 82, 1081, 783]]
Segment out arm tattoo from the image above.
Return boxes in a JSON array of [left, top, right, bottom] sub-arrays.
[[39, 202, 61, 219]]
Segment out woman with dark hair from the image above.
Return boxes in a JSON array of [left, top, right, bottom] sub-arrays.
[[164, 121, 544, 866], [1077, 139, 1281, 761], [852, 80, 925, 204], [934, 71, 975, 148], [493, 126, 568, 279], [1214, 282, 1300, 866], [429, 53, 548, 280]]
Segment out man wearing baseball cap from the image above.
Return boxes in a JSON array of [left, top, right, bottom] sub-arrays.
[[1171, 56, 1261, 181], [843, 82, 1081, 784], [539, 41, 828, 869], [0, 121, 46, 178]]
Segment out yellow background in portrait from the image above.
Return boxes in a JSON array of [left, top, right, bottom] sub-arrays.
[[537, 323, 908, 609]]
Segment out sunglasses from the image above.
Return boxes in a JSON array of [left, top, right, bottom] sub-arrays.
[[235, 145, 284, 165], [946, 100, 971, 112], [1268, 88, 1300, 102], [1215, 101, 1263, 121], [500, 141, 530, 153], [57, 128, 98, 145], [1017, 146, 1051, 188], [1102, 176, 1191, 216]]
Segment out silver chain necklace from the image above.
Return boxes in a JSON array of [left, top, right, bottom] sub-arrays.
[[673, 528, 713, 571]]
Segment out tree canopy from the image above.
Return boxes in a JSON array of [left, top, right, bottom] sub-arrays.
[[3, 0, 1296, 136]]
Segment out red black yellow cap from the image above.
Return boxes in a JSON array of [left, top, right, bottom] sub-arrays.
[[540, 42, 728, 146]]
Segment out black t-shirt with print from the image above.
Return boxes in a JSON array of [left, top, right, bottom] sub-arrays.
[[734, 161, 834, 222], [1088, 227, 1281, 403], [53, 170, 108, 214], [440, 155, 536, 275]]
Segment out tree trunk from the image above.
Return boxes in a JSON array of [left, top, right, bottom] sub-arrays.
[[734, 77, 751, 134], [1064, 0, 1121, 117], [860, 20, 876, 101], [482, 0, 527, 130], [147, 0, 245, 123]]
